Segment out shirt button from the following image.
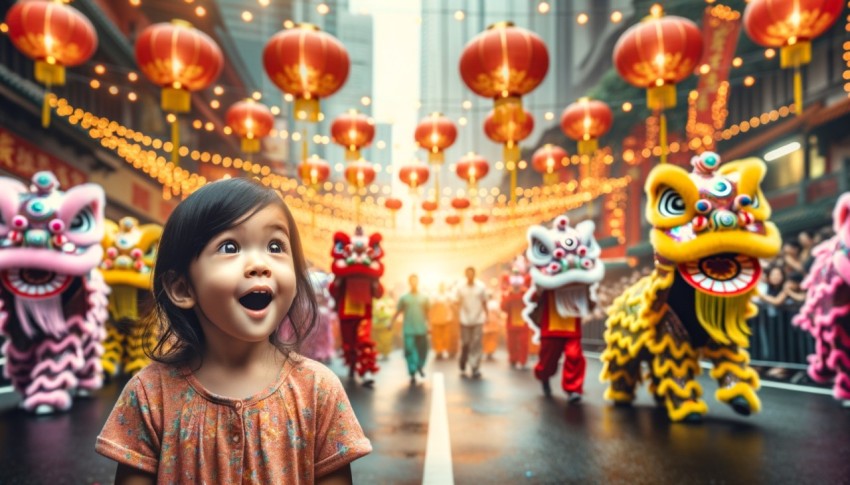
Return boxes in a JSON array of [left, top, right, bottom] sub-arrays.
[[232, 434, 240, 443]]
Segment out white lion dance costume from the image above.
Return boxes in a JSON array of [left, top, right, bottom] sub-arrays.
[[522, 216, 604, 400], [0, 171, 108, 413], [100, 217, 162, 377]]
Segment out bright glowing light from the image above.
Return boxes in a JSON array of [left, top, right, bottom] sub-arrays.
[[94, 64, 105, 75], [252, 91, 262, 100], [744, 76, 756, 87], [270, 106, 280, 115], [577, 13, 589, 25], [210, 99, 220, 109], [317, 3, 330, 15], [283, 20, 295, 29], [765, 48, 776, 59], [764, 141, 800, 161], [195, 6, 206, 17], [458, 117, 468, 126], [462, 100, 472, 110], [732, 57, 743, 68], [537, 2, 550, 14], [258, 0, 270, 6], [622, 102, 633, 112], [128, 72, 138, 82], [454, 10, 465, 20], [611, 10, 623, 23], [242, 11, 253, 22], [127, 92, 137, 101], [361, 96, 372, 106]]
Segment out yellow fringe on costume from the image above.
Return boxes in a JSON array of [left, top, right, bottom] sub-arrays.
[[716, 383, 762, 413], [694, 290, 754, 348], [101, 324, 125, 377], [666, 397, 710, 422]]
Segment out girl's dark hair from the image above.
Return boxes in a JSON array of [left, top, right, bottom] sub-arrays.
[[144, 177, 317, 367]]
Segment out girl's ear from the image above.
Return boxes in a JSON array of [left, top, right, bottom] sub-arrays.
[[162, 271, 196, 309]]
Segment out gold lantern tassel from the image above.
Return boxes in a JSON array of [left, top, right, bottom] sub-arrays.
[[433, 165, 441, 205], [171, 118, 180, 165], [793, 66, 803, 116], [42, 90, 52, 128], [659, 112, 668, 164]]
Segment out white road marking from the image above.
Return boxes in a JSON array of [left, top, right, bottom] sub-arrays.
[[584, 350, 835, 396], [422, 372, 454, 485]]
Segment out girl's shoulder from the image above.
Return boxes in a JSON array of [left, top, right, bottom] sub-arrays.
[[128, 361, 189, 395], [286, 356, 345, 389]]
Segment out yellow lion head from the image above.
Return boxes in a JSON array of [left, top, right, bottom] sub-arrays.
[[646, 152, 781, 298], [100, 217, 162, 289]]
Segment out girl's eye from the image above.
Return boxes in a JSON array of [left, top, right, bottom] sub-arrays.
[[217, 241, 239, 254], [269, 241, 285, 253]]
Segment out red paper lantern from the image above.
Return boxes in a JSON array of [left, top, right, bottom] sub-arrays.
[[613, 6, 702, 163], [451, 197, 471, 210], [484, 108, 534, 163], [135, 20, 223, 113], [384, 197, 403, 211], [472, 213, 489, 224], [414, 112, 458, 164], [445, 215, 462, 226], [398, 163, 431, 190], [455, 152, 490, 187], [5, 0, 98, 127], [226, 100, 275, 154], [331, 109, 376, 161], [422, 200, 438, 212], [263, 23, 349, 122], [344, 161, 376, 189], [420, 215, 435, 226], [531, 144, 569, 186], [135, 20, 223, 164], [460, 21, 549, 124], [744, 0, 843, 114], [297, 155, 331, 186], [560, 98, 613, 155]]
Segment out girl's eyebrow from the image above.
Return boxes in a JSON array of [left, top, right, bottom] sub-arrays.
[[266, 222, 290, 237]]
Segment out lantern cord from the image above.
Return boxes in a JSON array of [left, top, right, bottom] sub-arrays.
[[41, 88, 52, 129], [171, 118, 180, 166], [433, 165, 441, 206], [301, 127, 308, 163], [659, 111, 668, 164], [355, 194, 361, 225], [510, 167, 517, 206], [793, 66, 803, 116]]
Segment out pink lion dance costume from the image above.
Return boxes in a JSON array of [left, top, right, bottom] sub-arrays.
[[501, 256, 531, 368], [0, 171, 108, 413], [523, 216, 604, 401], [794, 193, 850, 406], [300, 271, 338, 363], [329, 227, 382, 380]]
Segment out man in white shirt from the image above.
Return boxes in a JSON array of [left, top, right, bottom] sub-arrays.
[[455, 266, 488, 378]]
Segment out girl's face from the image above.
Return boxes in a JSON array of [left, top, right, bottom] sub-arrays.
[[187, 204, 297, 344], [768, 267, 784, 286]]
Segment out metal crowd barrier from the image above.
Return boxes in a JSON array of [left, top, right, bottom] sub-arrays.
[[582, 303, 816, 370]]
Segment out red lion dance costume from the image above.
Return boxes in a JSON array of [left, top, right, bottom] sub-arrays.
[[329, 227, 382, 382], [501, 257, 531, 368], [0, 171, 108, 413], [523, 216, 604, 401], [794, 193, 850, 407]]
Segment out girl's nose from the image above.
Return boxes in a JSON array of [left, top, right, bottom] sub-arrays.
[[244, 253, 272, 278]]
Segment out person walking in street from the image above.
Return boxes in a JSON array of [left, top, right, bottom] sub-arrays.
[[392, 274, 430, 385], [455, 267, 489, 379], [429, 282, 455, 359]]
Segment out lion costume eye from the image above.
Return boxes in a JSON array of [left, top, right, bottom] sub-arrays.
[[69, 207, 95, 233], [658, 188, 686, 217], [532, 240, 550, 259]]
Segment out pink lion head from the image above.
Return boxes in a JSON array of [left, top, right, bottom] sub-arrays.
[[831, 193, 850, 285]]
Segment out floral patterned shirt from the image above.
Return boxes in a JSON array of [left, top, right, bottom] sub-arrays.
[[95, 358, 371, 484]]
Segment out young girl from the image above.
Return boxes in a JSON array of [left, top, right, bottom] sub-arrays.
[[95, 178, 372, 484]]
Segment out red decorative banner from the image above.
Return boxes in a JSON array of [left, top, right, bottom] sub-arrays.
[[0, 127, 88, 188], [689, 6, 741, 150]]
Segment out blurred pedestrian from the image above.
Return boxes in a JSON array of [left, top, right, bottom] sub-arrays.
[[392, 274, 430, 385], [455, 266, 489, 379]]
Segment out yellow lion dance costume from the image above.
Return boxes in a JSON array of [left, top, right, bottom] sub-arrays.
[[601, 152, 781, 422], [100, 217, 162, 376]]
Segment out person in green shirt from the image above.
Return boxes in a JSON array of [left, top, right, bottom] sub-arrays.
[[392, 274, 430, 385]]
